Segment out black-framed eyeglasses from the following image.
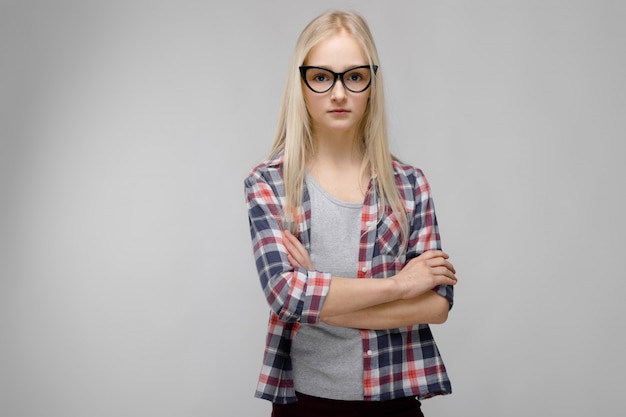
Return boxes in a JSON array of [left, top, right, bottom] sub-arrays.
[[299, 65, 378, 94]]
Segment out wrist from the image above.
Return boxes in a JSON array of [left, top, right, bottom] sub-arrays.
[[388, 273, 408, 301]]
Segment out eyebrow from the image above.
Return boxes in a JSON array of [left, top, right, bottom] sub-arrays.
[[303, 64, 370, 71]]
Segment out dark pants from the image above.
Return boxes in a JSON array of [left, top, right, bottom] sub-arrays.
[[272, 392, 425, 417]]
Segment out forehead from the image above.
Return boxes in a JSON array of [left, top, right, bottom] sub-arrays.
[[305, 31, 367, 70]]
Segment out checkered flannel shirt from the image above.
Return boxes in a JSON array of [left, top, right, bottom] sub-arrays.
[[245, 151, 453, 404]]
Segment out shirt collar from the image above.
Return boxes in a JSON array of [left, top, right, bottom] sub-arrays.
[[266, 150, 285, 167], [267, 150, 401, 177]]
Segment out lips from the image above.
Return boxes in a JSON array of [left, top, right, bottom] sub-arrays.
[[329, 108, 350, 114]]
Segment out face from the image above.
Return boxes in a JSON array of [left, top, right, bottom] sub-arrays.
[[302, 31, 372, 139]]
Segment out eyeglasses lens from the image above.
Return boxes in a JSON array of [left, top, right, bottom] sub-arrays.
[[304, 67, 373, 93]]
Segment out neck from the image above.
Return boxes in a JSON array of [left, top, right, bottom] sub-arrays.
[[310, 129, 363, 166], [307, 131, 369, 190], [306, 133, 370, 203]]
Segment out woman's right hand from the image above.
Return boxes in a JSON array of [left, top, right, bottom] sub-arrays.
[[393, 250, 457, 299], [283, 229, 314, 270]]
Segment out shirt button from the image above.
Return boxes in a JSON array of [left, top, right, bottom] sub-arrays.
[[361, 267, 367, 273], [366, 350, 373, 356]]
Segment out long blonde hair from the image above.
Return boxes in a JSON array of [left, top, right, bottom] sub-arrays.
[[268, 10, 408, 241]]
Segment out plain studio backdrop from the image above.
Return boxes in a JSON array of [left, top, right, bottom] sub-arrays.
[[1, 1, 624, 416]]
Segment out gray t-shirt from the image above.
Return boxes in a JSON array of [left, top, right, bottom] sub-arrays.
[[290, 172, 364, 400]]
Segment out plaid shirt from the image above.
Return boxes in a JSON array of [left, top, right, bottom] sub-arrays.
[[245, 151, 453, 404]]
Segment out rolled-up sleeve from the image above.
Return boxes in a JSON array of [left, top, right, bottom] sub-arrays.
[[245, 173, 331, 324], [405, 167, 454, 310]]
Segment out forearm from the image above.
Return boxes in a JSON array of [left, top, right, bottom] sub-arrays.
[[282, 230, 456, 324], [319, 276, 403, 320], [322, 290, 449, 330]]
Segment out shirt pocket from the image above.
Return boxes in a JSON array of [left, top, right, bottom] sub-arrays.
[[376, 212, 405, 262]]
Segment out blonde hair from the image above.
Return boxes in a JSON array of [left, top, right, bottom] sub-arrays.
[[268, 10, 408, 242]]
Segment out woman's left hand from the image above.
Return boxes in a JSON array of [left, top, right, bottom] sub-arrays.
[[282, 230, 314, 270]]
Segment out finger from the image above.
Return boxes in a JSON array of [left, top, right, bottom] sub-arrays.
[[419, 250, 448, 260], [286, 240, 308, 265], [435, 274, 457, 287], [289, 236, 309, 260], [282, 232, 295, 253], [285, 240, 303, 263], [432, 266, 457, 280], [441, 276, 457, 286], [287, 253, 300, 268], [425, 256, 456, 273], [283, 231, 314, 269], [441, 260, 456, 274], [283, 231, 303, 255], [292, 251, 307, 266], [283, 230, 301, 250], [282, 230, 295, 245]]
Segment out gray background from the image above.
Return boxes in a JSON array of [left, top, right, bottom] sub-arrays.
[[1, 1, 624, 416]]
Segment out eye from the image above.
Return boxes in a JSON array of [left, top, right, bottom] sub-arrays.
[[346, 71, 365, 82], [312, 73, 330, 82]]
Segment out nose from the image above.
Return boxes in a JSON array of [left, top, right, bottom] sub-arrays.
[[330, 76, 347, 101]]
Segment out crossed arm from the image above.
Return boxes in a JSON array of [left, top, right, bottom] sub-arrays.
[[283, 230, 457, 330]]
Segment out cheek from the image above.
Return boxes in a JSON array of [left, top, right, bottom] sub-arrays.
[[305, 96, 324, 117], [356, 96, 370, 117], [303, 89, 316, 114]]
